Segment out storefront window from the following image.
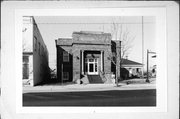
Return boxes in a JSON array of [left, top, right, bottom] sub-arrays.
[[23, 56, 29, 79]]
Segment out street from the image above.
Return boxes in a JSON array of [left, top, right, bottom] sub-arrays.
[[23, 89, 156, 106]]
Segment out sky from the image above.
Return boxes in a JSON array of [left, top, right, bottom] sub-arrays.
[[34, 16, 156, 71]]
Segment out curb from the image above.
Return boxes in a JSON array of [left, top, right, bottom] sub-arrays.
[[23, 83, 156, 93]]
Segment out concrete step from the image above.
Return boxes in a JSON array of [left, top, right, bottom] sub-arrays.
[[87, 75, 103, 84], [81, 75, 89, 84]]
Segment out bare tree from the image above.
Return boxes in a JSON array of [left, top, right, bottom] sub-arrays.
[[111, 22, 135, 62], [108, 22, 135, 85]]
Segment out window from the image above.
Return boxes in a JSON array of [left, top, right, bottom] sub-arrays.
[[95, 59, 97, 62], [41, 45, 44, 56], [85, 58, 87, 63], [63, 51, 69, 62], [63, 72, 69, 80], [89, 58, 94, 62], [38, 42, 40, 55], [23, 56, 29, 79], [34, 36, 37, 51]]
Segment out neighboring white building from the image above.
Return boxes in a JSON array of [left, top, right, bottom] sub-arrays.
[[121, 58, 143, 78], [22, 16, 50, 86]]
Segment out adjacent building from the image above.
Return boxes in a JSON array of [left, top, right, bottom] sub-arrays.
[[55, 31, 121, 84], [22, 16, 50, 86], [121, 58, 143, 78]]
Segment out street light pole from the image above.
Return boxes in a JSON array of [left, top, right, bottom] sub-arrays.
[[146, 49, 156, 83], [142, 16, 144, 78], [146, 50, 150, 83]]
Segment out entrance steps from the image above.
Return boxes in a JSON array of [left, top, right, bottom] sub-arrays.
[[87, 75, 103, 84], [80, 74, 113, 84]]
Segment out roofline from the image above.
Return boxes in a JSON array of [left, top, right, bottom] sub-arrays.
[[56, 42, 111, 46], [122, 65, 143, 67], [73, 43, 111, 45], [121, 59, 143, 65], [72, 31, 111, 35]]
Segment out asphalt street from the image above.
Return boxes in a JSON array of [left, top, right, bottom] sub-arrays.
[[23, 89, 156, 106]]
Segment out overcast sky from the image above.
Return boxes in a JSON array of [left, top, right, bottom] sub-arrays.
[[34, 16, 156, 70]]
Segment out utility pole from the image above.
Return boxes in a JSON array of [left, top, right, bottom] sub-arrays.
[[142, 16, 144, 78]]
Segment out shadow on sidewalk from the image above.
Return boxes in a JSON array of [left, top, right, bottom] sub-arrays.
[[39, 78, 76, 86]]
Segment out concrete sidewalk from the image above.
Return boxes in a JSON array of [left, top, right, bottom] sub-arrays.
[[23, 82, 156, 93]]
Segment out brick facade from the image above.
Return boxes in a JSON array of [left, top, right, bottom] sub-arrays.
[[55, 31, 120, 83]]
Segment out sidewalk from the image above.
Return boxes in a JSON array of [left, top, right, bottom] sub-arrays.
[[23, 78, 156, 93]]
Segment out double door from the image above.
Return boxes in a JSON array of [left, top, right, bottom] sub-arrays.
[[85, 58, 98, 75]]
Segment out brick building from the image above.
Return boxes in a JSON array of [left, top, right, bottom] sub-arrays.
[[55, 31, 121, 84]]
